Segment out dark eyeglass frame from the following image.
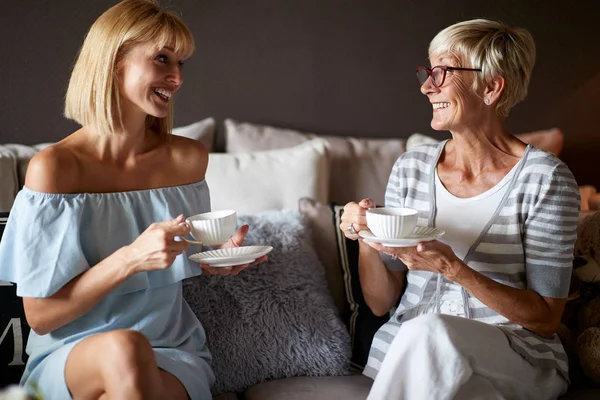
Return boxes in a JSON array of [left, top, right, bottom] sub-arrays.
[[416, 65, 482, 87]]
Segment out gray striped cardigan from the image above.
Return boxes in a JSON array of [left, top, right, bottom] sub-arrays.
[[363, 141, 580, 382]]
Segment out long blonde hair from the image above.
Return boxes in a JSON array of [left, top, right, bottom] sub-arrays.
[[64, 0, 195, 136], [429, 19, 535, 116]]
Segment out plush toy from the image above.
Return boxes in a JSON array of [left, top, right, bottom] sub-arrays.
[[563, 211, 600, 384]]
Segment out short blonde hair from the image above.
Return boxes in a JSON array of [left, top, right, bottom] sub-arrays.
[[429, 19, 535, 116], [65, 0, 195, 136]]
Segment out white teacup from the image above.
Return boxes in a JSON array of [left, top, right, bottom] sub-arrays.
[[183, 210, 237, 246], [366, 207, 418, 239]]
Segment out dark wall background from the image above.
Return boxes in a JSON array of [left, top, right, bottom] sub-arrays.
[[1, 0, 599, 186]]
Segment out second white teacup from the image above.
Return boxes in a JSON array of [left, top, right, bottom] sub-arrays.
[[183, 210, 237, 246], [366, 207, 418, 239]]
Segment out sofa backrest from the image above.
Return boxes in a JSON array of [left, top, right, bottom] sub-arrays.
[[0, 144, 53, 212]]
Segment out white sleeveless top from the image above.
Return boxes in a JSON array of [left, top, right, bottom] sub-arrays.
[[403, 160, 521, 318]]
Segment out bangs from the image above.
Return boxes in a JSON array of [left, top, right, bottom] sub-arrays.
[[429, 31, 476, 68], [153, 14, 195, 59], [128, 11, 195, 59]]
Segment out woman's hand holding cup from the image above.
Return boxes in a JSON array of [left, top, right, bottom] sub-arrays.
[[123, 214, 191, 274], [341, 198, 375, 240], [181, 210, 237, 245]]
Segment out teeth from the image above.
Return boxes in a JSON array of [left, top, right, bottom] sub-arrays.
[[432, 102, 450, 109], [153, 88, 172, 99]]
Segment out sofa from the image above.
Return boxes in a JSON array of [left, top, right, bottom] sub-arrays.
[[2, 118, 600, 399]]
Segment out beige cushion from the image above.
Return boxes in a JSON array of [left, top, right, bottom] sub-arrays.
[[298, 197, 345, 315], [0, 146, 18, 212], [172, 117, 216, 151], [516, 128, 564, 156], [407, 128, 565, 156], [225, 119, 406, 206], [406, 133, 440, 150], [206, 139, 330, 214], [243, 374, 372, 400]]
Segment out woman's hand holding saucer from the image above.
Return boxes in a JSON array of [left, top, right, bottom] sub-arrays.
[[199, 224, 268, 276], [363, 239, 463, 278]]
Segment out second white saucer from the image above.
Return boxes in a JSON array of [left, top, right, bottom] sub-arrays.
[[189, 245, 273, 267], [359, 226, 445, 247]]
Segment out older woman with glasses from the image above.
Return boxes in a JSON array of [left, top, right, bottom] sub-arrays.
[[339, 19, 579, 399]]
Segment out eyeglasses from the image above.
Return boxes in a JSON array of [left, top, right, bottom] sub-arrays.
[[416, 65, 482, 87]]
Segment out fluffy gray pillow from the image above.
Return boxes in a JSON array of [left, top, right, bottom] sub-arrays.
[[182, 210, 351, 396]]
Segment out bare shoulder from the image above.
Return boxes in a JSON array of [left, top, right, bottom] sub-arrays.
[[25, 142, 80, 194], [167, 135, 209, 183]]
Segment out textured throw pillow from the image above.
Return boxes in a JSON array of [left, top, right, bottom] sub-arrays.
[[182, 210, 351, 396], [0, 213, 30, 388], [206, 139, 330, 213], [331, 205, 390, 370], [224, 119, 406, 206], [172, 117, 216, 151], [407, 128, 564, 156]]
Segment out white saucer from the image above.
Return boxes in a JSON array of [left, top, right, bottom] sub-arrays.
[[359, 226, 445, 247], [189, 245, 273, 267]]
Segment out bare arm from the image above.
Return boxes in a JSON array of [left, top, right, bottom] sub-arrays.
[[366, 240, 566, 338], [23, 249, 132, 335], [447, 259, 565, 338], [358, 241, 406, 316], [23, 217, 190, 335]]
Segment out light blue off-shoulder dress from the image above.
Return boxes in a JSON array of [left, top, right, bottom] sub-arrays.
[[0, 181, 214, 400]]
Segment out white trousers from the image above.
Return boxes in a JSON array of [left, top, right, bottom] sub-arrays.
[[367, 314, 568, 400]]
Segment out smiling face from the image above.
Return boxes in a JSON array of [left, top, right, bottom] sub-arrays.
[[117, 41, 185, 120], [421, 54, 485, 133]]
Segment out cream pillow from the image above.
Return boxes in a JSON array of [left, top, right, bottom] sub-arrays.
[[172, 117, 216, 151], [407, 128, 564, 155], [225, 119, 406, 206], [2, 143, 52, 190], [206, 139, 330, 214], [406, 133, 440, 150], [0, 146, 18, 212]]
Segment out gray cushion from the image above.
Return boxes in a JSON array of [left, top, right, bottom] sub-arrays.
[[243, 374, 372, 400], [183, 210, 351, 396]]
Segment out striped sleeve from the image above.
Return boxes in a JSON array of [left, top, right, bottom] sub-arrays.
[[523, 161, 580, 298]]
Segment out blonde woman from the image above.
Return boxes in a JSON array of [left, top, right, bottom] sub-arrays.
[[0, 1, 265, 399], [340, 20, 579, 399]]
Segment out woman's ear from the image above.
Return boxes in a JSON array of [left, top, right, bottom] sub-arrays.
[[483, 76, 505, 105]]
